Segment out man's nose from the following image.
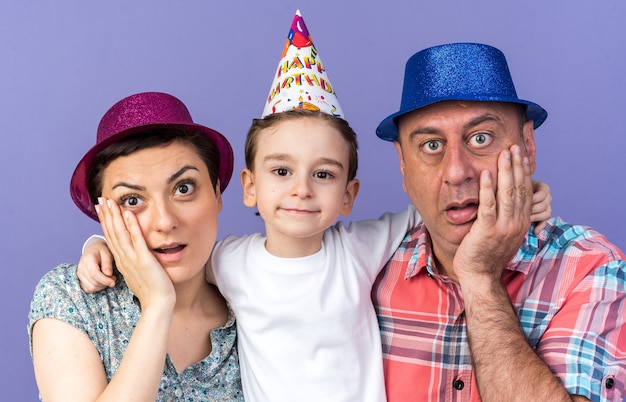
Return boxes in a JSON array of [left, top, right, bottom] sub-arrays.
[[441, 144, 476, 186]]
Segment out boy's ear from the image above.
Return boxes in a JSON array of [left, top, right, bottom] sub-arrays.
[[240, 168, 257, 208], [340, 178, 360, 216]]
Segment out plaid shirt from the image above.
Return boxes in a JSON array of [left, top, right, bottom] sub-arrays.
[[372, 217, 626, 402]]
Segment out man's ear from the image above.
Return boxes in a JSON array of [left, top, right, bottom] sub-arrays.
[[522, 121, 537, 174], [240, 168, 257, 208], [393, 141, 408, 193], [340, 178, 360, 216]]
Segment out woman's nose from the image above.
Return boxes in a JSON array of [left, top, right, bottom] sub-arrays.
[[150, 200, 179, 232]]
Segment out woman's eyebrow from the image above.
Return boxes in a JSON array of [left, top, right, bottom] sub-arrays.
[[168, 165, 199, 184], [111, 182, 144, 191], [111, 165, 199, 191]]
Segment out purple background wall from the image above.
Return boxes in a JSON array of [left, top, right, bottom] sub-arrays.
[[2, 1, 624, 399]]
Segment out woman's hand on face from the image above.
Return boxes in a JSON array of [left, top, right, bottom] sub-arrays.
[[96, 197, 176, 310]]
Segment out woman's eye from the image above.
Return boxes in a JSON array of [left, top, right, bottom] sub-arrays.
[[175, 182, 195, 195], [120, 195, 142, 208]]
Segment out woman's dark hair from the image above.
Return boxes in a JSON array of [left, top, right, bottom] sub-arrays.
[[87, 128, 221, 206], [244, 109, 359, 181]]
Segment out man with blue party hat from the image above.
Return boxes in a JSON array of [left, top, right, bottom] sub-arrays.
[[372, 43, 625, 401]]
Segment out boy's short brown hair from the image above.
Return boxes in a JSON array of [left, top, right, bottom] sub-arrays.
[[245, 109, 359, 181]]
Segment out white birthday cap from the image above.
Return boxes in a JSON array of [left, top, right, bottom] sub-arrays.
[[262, 10, 344, 119]]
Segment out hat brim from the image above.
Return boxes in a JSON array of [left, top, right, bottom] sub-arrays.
[[70, 122, 234, 222], [376, 98, 548, 142]]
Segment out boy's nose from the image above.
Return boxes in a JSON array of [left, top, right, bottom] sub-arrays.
[[291, 175, 313, 199]]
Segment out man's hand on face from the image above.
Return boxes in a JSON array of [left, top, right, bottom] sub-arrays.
[[452, 144, 532, 290]]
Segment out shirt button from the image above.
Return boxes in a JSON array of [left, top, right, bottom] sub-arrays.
[[605, 377, 615, 389], [174, 388, 183, 397], [453, 379, 465, 390]]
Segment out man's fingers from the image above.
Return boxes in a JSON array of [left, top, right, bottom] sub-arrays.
[[477, 170, 496, 226], [496, 145, 532, 223], [495, 148, 515, 218]]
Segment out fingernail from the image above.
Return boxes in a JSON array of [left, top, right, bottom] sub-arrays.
[[107, 199, 112, 208], [97, 197, 103, 205], [95, 204, 101, 214]]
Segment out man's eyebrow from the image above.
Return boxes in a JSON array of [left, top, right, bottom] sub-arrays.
[[408, 113, 504, 138], [464, 113, 503, 129], [111, 165, 199, 191]]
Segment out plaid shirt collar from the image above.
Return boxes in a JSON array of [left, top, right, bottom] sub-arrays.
[[402, 222, 544, 281]]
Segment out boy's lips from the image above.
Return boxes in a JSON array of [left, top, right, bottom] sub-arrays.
[[281, 207, 318, 215]]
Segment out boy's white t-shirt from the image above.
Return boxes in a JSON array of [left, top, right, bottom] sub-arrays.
[[212, 206, 419, 402]]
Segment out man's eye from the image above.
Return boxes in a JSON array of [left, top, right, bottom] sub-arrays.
[[422, 140, 442, 154], [470, 133, 492, 147]]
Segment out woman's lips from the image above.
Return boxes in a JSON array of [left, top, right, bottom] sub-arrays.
[[154, 244, 185, 254]]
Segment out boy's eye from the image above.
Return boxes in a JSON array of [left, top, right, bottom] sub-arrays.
[[314, 171, 333, 179], [273, 168, 290, 176]]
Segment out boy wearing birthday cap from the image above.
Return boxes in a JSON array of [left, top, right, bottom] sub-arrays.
[[372, 43, 626, 401], [77, 15, 552, 401], [209, 11, 418, 400]]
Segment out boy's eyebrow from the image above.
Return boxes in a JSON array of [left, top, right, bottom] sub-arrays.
[[263, 153, 290, 163], [318, 158, 344, 170], [263, 153, 344, 170], [111, 165, 199, 191]]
